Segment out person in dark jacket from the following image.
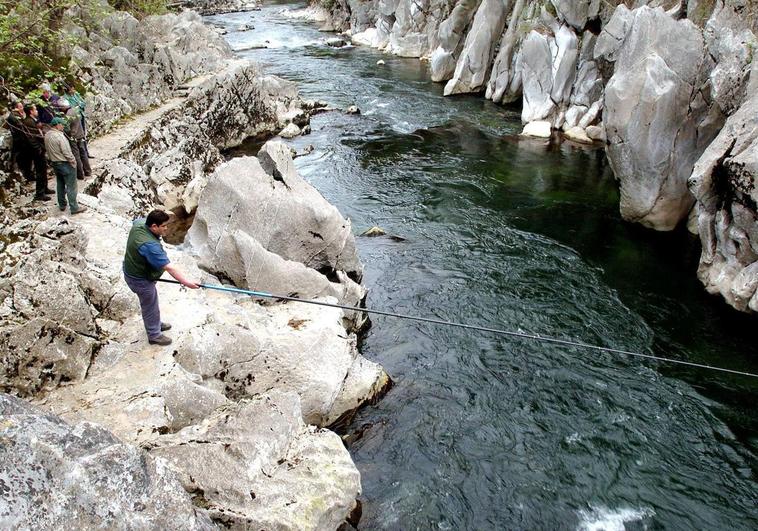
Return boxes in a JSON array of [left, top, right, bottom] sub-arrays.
[[123, 210, 199, 346], [6, 101, 34, 183], [21, 103, 52, 200]]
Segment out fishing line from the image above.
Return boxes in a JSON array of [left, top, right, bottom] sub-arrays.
[[157, 278, 758, 379]]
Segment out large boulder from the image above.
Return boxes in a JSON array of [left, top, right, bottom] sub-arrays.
[[187, 141, 366, 318], [598, 5, 724, 230], [173, 296, 389, 426], [0, 394, 214, 530], [147, 391, 362, 530]]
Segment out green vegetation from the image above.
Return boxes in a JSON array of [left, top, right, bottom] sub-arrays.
[[0, 0, 167, 100]]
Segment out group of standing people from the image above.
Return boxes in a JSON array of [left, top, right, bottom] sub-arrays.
[[5, 82, 91, 214]]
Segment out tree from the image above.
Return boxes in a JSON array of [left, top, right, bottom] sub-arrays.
[[0, 0, 167, 100]]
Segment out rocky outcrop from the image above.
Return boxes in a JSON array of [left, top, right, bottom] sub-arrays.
[[68, 9, 233, 137], [690, 62, 758, 312], [145, 391, 361, 529], [0, 394, 215, 530], [443, 0, 508, 95], [309, 0, 758, 312], [188, 142, 365, 317], [86, 60, 313, 217], [1, 7, 392, 527], [597, 5, 723, 230]]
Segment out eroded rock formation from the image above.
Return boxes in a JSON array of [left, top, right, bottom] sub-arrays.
[[304, 0, 758, 313]]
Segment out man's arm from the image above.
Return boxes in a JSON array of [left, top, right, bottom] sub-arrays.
[[164, 263, 199, 289]]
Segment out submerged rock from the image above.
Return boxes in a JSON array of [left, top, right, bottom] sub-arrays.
[[361, 226, 386, 237]]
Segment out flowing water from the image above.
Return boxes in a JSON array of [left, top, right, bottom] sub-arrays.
[[209, 4, 758, 528]]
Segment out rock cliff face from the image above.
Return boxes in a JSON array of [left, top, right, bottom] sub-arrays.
[[309, 0, 758, 313]]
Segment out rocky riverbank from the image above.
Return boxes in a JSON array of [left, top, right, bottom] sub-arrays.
[[299, 0, 758, 314], [0, 5, 388, 530]]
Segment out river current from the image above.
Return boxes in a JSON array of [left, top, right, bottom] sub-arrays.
[[209, 4, 758, 529]]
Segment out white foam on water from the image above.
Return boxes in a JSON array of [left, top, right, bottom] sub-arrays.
[[576, 505, 655, 531]]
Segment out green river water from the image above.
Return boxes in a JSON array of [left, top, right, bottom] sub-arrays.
[[211, 4, 758, 528]]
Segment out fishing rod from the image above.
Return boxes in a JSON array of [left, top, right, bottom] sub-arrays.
[[157, 278, 758, 379]]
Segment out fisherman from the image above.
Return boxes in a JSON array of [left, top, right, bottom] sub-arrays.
[[122, 210, 199, 346]]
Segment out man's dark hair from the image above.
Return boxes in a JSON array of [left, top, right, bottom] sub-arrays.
[[23, 104, 35, 115], [146, 209, 170, 228]]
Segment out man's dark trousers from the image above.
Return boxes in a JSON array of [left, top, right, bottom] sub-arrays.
[[123, 274, 161, 340]]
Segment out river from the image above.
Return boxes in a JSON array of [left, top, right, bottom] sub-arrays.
[[209, 3, 758, 529]]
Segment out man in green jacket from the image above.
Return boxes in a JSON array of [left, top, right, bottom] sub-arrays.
[[123, 210, 199, 346]]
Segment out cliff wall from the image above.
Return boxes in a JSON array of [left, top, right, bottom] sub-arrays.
[[308, 0, 758, 313]]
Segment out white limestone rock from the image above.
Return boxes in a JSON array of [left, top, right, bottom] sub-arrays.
[[188, 142, 365, 312], [689, 64, 758, 312], [550, 0, 601, 30], [78, 9, 233, 136], [0, 394, 215, 530], [279, 123, 302, 138], [172, 299, 389, 426], [585, 124, 606, 142], [444, 0, 508, 95], [430, 0, 482, 82], [564, 126, 593, 144], [599, 5, 723, 231], [147, 392, 361, 530], [486, 0, 527, 103], [521, 121, 552, 138], [519, 31, 555, 122]]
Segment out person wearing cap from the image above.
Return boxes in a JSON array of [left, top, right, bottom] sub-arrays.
[[44, 117, 87, 215], [123, 209, 199, 346], [59, 97, 90, 179]]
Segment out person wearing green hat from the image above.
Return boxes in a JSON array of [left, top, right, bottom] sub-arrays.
[[44, 117, 87, 215]]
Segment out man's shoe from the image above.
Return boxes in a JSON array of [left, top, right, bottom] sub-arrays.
[[44, 188, 55, 194], [160, 322, 172, 331], [148, 334, 172, 346], [71, 206, 88, 215], [58, 204, 66, 212], [33, 194, 51, 201]]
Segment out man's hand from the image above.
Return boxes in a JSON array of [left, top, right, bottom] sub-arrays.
[[69, 161, 77, 169], [182, 280, 200, 289]]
